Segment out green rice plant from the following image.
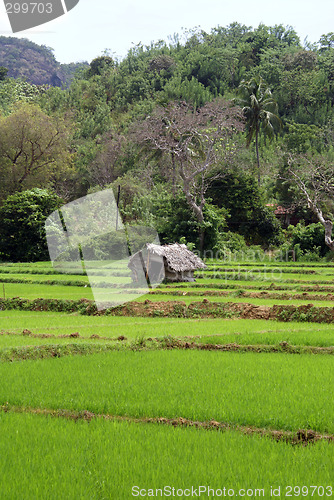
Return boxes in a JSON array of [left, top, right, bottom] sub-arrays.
[[205, 261, 334, 268], [137, 293, 334, 308], [199, 271, 334, 283], [0, 412, 332, 500], [193, 329, 334, 348], [0, 350, 332, 433], [2, 312, 334, 346], [0, 335, 98, 348], [4, 281, 334, 309], [0, 282, 95, 300], [204, 267, 321, 275], [0, 272, 90, 285]]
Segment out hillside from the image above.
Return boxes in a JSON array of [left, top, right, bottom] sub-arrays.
[[0, 36, 87, 86], [0, 23, 333, 256]]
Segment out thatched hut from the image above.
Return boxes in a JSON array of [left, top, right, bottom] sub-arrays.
[[128, 243, 206, 283]]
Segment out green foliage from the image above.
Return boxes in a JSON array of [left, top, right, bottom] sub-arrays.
[[0, 349, 333, 432], [68, 77, 113, 138], [285, 222, 328, 258], [0, 78, 48, 114], [212, 230, 248, 256], [248, 206, 283, 246], [1, 23, 334, 250], [0, 103, 72, 199], [159, 75, 213, 108], [59, 61, 89, 87], [88, 56, 114, 77], [38, 85, 69, 114], [274, 161, 303, 208], [207, 172, 283, 246], [126, 186, 228, 251], [284, 121, 325, 153], [202, 202, 229, 249], [109, 174, 148, 216], [235, 76, 282, 178], [0, 189, 63, 262], [0, 66, 8, 81], [130, 187, 200, 245]]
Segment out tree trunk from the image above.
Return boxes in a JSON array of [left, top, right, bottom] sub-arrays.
[[309, 211, 334, 252], [181, 176, 205, 254], [323, 219, 334, 251], [171, 152, 176, 196], [198, 227, 205, 255], [255, 127, 260, 186], [312, 209, 334, 252], [300, 183, 334, 251], [187, 198, 205, 254]]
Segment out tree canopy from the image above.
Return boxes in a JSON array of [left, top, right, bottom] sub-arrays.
[[0, 189, 63, 261], [0, 23, 334, 257], [0, 103, 72, 200]]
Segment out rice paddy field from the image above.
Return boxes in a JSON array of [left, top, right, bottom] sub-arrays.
[[0, 259, 333, 499]]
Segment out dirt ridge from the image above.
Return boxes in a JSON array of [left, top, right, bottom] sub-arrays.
[[4, 297, 334, 323], [0, 336, 332, 364], [1, 404, 332, 446]]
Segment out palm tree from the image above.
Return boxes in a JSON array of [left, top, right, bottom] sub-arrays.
[[236, 76, 282, 184]]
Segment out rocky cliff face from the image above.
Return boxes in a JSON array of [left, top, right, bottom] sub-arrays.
[[0, 36, 87, 86]]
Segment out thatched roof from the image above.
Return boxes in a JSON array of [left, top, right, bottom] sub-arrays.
[[129, 243, 206, 272]]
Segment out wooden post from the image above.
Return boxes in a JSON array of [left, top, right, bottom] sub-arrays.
[[139, 250, 151, 288]]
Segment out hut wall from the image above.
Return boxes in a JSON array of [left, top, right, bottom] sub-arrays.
[[165, 267, 195, 282]]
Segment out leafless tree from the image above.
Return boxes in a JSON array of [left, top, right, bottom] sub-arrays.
[[133, 98, 244, 252], [285, 154, 334, 250], [89, 133, 126, 188]]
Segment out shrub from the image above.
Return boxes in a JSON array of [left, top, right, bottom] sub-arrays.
[[0, 188, 63, 262], [279, 222, 328, 261], [207, 171, 283, 246], [213, 231, 248, 255], [290, 222, 327, 256], [129, 187, 229, 251]]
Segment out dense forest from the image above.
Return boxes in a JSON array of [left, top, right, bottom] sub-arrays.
[[0, 23, 334, 261]]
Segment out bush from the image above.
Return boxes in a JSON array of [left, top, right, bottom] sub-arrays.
[[278, 222, 328, 261], [129, 187, 229, 251], [290, 222, 327, 255], [207, 172, 283, 246], [298, 247, 322, 262], [213, 231, 248, 254], [0, 189, 63, 262], [134, 187, 200, 246]]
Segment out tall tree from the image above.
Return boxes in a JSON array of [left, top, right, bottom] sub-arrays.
[[0, 103, 71, 199], [133, 99, 243, 252], [236, 76, 282, 184]]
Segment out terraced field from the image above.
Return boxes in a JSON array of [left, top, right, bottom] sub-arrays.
[[0, 260, 333, 499]]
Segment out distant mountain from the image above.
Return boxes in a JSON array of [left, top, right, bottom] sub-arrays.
[[0, 36, 88, 86]]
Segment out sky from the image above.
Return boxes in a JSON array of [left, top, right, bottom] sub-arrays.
[[0, 0, 333, 64]]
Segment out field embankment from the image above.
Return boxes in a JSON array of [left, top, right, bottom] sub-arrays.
[[0, 260, 333, 497]]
